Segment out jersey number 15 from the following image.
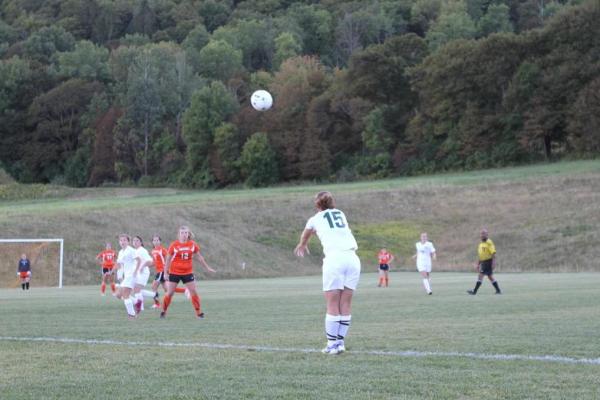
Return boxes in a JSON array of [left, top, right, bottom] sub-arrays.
[[323, 211, 346, 229]]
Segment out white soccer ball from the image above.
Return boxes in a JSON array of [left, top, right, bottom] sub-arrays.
[[250, 90, 273, 111]]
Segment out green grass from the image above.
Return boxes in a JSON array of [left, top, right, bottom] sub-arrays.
[[0, 272, 599, 399]]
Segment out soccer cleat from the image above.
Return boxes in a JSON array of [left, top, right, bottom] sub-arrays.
[[197, 312, 205, 319], [495, 291, 502, 295], [467, 290, 476, 295], [127, 314, 137, 320], [151, 304, 160, 309], [428, 291, 433, 295], [336, 341, 346, 353], [160, 311, 166, 319], [321, 343, 340, 355]]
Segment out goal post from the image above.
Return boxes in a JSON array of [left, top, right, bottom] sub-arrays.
[[0, 239, 64, 288]]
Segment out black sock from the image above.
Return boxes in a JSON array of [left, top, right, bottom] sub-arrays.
[[492, 281, 500, 293], [26, 282, 29, 290], [473, 280, 482, 293], [21, 283, 25, 290]]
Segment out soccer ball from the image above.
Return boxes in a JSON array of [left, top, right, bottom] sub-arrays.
[[250, 90, 273, 111]]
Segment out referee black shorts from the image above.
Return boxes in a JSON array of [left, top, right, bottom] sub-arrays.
[[479, 259, 494, 276]]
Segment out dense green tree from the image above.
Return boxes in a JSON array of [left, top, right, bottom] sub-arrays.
[[25, 79, 104, 182], [335, 5, 394, 64], [131, 0, 158, 37], [426, 2, 477, 51], [567, 77, 600, 154], [22, 25, 76, 63], [273, 32, 302, 69], [409, 0, 442, 36], [213, 122, 242, 184], [182, 81, 238, 187], [478, 3, 513, 37], [181, 23, 210, 73], [198, 0, 232, 33], [286, 4, 334, 60], [240, 132, 278, 187], [197, 39, 243, 82], [212, 19, 275, 71], [54, 40, 111, 82]]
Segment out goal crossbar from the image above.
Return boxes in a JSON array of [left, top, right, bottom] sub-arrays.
[[0, 239, 64, 288]]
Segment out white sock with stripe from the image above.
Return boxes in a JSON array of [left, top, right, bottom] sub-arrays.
[[325, 314, 340, 345], [338, 315, 351, 343]]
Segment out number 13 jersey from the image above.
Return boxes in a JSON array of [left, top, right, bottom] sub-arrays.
[[305, 209, 358, 257]]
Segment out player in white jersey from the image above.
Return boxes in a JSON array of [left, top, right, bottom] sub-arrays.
[[412, 233, 436, 294], [132, 236, 154, 314], [115, 234, 138, 319], [294, 191, 361, 355]]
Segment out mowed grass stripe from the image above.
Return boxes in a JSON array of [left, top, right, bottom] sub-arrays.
[[2, 336, 600, 366], [1, 159, 599, 215]]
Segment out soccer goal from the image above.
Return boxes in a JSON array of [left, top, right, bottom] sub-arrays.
[[0, 239, 64, 288]]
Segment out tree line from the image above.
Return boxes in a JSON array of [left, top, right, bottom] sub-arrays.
[[0, 0, 598, 188]]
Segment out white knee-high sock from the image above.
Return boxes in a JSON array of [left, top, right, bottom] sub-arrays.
[[338, 315, 351, 341], [141, 289, 155, 298], [325, 314, 340, 344], [123, 298, 135, 315], [423, 278, 431, 293]]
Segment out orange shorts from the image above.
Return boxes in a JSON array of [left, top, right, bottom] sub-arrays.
[[19, 271, 31, 279]]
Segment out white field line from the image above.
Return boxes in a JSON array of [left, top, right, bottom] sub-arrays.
[[1, 336, 599, 366]]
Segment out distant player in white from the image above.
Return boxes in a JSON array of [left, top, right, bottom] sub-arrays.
[[132, 236, 153, 314], [294, 191, 361, 355], [115, 234, 138, 319], [412, 233, 436, 294]]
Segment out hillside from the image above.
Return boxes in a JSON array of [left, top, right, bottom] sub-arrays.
[[0, 160, 599, 286]]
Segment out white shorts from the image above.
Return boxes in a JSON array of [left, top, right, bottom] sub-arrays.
[[121, 275, 135, 289], [417, 264, 432, 273], [135, 268, 150, 286], [322, 251, 361, 291]]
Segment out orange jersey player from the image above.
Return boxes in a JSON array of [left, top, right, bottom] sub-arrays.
[[96, 243, 117, 295], [377, 248, 394, 288], [160, 226, 216, 319], [149, 235, 187, 308]]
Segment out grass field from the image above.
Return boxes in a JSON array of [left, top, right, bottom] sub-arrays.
[[1, 159, 600, 286], [1, 272, 600, 399]]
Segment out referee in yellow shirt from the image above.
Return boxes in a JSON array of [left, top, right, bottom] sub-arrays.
[[467, 228, 502, 295]]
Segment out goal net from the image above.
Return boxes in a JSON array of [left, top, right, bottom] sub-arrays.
[[0, 239, 64, 288]]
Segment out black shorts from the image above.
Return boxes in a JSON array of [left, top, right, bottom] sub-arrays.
[[168, 273, 195, 284], [102, 268, 112, 275], [379, 264, 390, 271], [479, 260, 494, 276], [155, 272, 165, 283]]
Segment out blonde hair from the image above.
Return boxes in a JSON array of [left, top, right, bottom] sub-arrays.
[[315, 191, 335, 210], [178, 225, 195, 240]]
